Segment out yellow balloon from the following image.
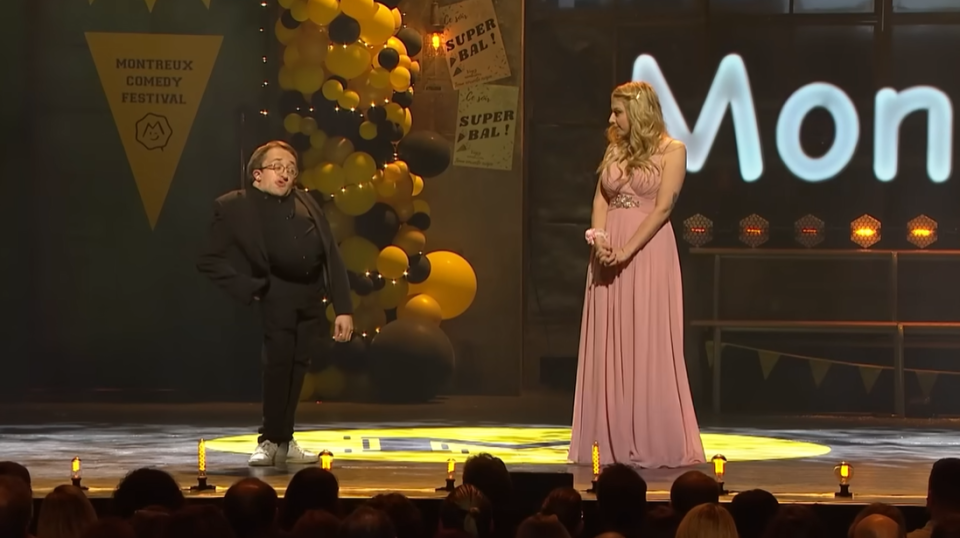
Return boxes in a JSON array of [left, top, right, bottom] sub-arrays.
[[339, 236, 380, 273], [378, 278, 409, 309], [290, 0, 310, 21], [408, 251, 478, 320], [312, 366, 346, 400], [299, 166, 319, 190], [323, 202, 355, 243], [377, 245, 409, 279], [394, 225, 426, 255], [316, 162, 346, 195], [368, 67, 391, 89], [279, 0, 296, 8], [413, 199, 431, 215], [326, 302, 337, 323], [411, 174, 424, 196], [276, 19, 300, 45], [307, 0, 340, 26], [359, 3, 396, 46], [391, 7, 402, 32], [395, 160, 409, 174], [376, 176, 397, 198], [398, 54, 412, 69], [386, 36, 407, 56], [340, 0, 376, 20], [334, 181, 377, 216], [338, 89, 361, 110], [354, 304, 387, 334], [325, 43, 373, 80], [384, 102, 405, 124], [298, 32, 330, 65], [303, 147, 324, 168], [343, 152, 377, 185], [394, 200, 415, 222], [410, 60, 421, 75], [398, 294, 442, 325], [402, 107, 413, 135], [310, 130, 328, 150], [388, 66, 411, 92], [300, 116, 318, 135], [279, 66, 296, 91], [322, 136, 355, 165], [283, 113, 302, 134], [393, 167, 413, 199], [283, 45, 301, 68], [359, 121, 378, 140], [382, 163, 402, 183], [322, 79, 344, 101], [294, 66, 324, 95]]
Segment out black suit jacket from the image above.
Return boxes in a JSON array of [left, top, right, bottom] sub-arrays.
[[196, 186, 353, 315]]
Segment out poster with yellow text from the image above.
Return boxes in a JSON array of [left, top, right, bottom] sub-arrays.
[[453, 84, 519, 171], [86, 32, 222, 228], [440, 0, 511, 90]]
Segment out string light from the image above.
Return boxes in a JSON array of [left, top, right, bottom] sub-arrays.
[[261, 0, 271, 117]]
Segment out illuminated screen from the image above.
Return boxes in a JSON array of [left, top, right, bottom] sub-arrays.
[[615, 25, 960, 247]]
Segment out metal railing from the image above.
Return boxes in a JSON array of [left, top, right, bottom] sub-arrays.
[[689, 248, 960, 417]]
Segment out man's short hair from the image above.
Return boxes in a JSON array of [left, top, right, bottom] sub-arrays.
[[930, 458, 960, 509], [0, 475, 33, 538], [246, 140, 298, 181]]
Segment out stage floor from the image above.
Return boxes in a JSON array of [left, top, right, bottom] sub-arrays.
[[0, 395, 955, 504]]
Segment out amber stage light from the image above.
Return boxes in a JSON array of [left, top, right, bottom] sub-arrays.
[[850, 215, 881, 249], [738, 214, 769, 248], [907, 215, 937, 249], [794, 214, 825, 248], [683, 214, 714, 247], [834, 461, 854, 498]]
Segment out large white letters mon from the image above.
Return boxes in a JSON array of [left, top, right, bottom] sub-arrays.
[[631, 53, 954, 183]]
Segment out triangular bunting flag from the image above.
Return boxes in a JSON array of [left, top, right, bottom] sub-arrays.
[[144, 0, 157, 11], [860, 366, 882, 394], [86, 32, 223, 229], [758, 350, 779, 380], [809, 360, 831, 388], [704, 341, 726, 368], [200, 0, 211, 7], [917, 371, 939, 398]]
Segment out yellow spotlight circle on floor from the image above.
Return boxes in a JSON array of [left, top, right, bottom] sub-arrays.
[[205, 427, 830, 465]]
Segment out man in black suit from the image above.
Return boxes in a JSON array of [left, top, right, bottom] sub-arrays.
[[198, 140, 353, 466]]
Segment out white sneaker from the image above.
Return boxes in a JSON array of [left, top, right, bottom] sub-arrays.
[[248, 441, 281, 467], [285, 439, 319, 464]]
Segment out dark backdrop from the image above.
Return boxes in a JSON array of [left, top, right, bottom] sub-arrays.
[[524, 0, 960, 413]]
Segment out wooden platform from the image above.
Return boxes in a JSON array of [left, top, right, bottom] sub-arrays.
[[0, 395, 954, 505]]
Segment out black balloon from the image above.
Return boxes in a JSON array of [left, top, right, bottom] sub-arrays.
[[392, 90, 413, 108], [410, 69, 420, 87], [290, 132, 311, 153], [349, 271, 375, 296], [368, 319, 454, 403], [379, 0, 401, 8], [329, 75, 349, 88], [329, 335, 369, 374], [355, 203, 401, 250], [328, 13, 361, 44], [280, 9, 299, 30], [333, 107, 363, 138], [369, 271, 387, 291], [366, 105, 387, 124], [377, 48, 401, 71], [385, 308, 398, 323], [397, 130, 451, 178], [396, 27, 423, 58], [407, 212, 431, 231], [280, 91, 309, 116], [405, 253, 431, 283]]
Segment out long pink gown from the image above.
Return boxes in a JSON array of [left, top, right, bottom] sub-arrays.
[[568, 144, 705, 469]]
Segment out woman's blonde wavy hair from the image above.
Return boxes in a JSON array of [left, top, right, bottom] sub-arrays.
[[597, 81, 667, 177], [676, 503, 740, 538]]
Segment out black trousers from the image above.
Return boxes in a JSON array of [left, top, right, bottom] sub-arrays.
[[257, 276, 327, 445]]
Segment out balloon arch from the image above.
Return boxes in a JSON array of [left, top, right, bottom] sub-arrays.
[[273, 0, 478, 402]]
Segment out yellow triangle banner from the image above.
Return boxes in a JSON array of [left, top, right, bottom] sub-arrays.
[[809, 360, 831, 388], [917, 371, 938, 398], [705, 341, 725, 368], [86, 32, 222, 228], [144, 0, 157, 11], [757, 350, 779, 380], [860, 366, 882, 394]]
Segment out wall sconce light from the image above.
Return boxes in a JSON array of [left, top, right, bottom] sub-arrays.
[[430, 1, 444, 51], [738, 214, 769, 248], [907, 215, 937, 249], [794, 214, 825, 248]]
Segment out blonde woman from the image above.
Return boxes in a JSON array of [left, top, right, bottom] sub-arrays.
[[568, 81, 705, 469], [676, 504, 739, 538], [37, 485, 97, 538]]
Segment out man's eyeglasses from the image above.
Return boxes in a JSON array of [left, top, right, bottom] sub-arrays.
[[260, 163, 299, 178]]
